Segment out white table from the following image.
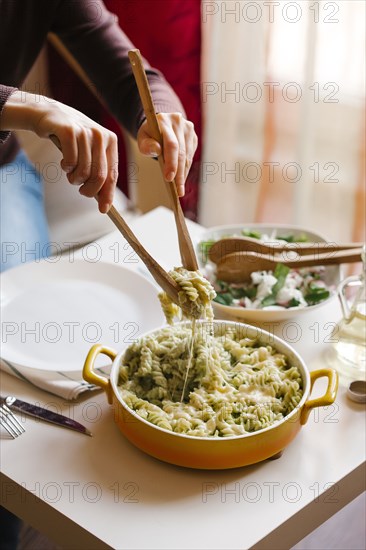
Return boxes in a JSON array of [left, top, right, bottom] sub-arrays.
[[1, 207, 365, 550]]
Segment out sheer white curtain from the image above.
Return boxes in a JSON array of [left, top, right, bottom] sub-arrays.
[[199, 0, 365, 243], [199, 0, 266, 226]]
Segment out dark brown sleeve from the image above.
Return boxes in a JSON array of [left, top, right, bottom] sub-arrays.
[[51, 0, 185, 137], [0, 85, 18, 143]]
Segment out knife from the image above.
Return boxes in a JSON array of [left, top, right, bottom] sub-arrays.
[[1, 396, 92, 436]]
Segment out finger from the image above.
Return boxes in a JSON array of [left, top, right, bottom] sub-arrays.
[[137, 128, 161, 158], [162, 118, 187, 196], [79, 130, 108, 199], [159, 122, 179, 184], [183, 124, 197, 181], [184, 156, 192, 183], [67, 129, 92, 185], [174, 144, 187, 197], [57, 129, 78, 174], [97, 136, 119, 214]]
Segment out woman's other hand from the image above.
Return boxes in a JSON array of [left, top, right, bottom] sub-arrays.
[[137, 113, 198, 197]]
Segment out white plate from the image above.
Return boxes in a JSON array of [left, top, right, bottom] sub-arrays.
[[196, 223, 341, 323], [1, 259, 164, 372]]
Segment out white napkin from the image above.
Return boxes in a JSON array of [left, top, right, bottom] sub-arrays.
[[0, 358, 108, 400]]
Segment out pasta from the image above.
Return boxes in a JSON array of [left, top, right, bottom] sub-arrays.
[[158, 267, 216, 324], [117, 266, 303, 437], [158, 267, 216, 400], [118, 324, 304, 437]]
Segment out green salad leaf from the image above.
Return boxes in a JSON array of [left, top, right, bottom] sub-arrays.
[[216, 279, 229, 291], [214, 293, 233, 306], [213, 283, 257, 307], [242, 229, 262, 240], [277, 233, 309, 243], [241, 230, 309, 243], [199, 240, 215, 262], [304, 284, 330, 305], [230, 287, 248, 299], [244, 286, 257, 299]]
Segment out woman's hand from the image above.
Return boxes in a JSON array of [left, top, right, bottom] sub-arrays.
[[137, 112, 198, 197], [1, 91, 118, 213], [34, 97, 118, 214]]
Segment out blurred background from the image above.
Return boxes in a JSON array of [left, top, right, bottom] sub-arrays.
[[200, 0, 365, 245]]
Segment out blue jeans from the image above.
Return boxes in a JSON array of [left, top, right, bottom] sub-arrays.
[[0, 150, 50, 546], [0, 150, 50, 272]]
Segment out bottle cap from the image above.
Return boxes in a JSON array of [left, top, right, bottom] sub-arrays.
[[347, 380, 366, 403]]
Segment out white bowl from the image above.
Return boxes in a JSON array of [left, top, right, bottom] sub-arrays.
[[196, 223, 341, 323]]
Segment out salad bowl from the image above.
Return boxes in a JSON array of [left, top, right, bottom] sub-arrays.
[[197, 223, 342, 322]]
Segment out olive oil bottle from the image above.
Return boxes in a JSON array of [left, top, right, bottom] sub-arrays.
[[329, 249, 366, 383]]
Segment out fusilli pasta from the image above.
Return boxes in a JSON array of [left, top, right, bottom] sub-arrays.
[[159, 267, 216, 324], [118, 324, 304, 437]]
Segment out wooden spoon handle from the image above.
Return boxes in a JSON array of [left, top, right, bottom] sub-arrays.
[[217, 248, 363, 284], [128, 49, 198, 271], [208, 237, 364, 265], [285, 247, 364, 267], [106, 206, 181, 304]]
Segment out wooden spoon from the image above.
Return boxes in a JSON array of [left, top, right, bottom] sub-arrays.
[[217, 248, 364, 283], [106, 205, 189, 313], [208, 236, 363, 265], [128, 49, 198, 272]]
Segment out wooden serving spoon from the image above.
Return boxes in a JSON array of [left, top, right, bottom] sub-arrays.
[[216, 248, 364, 283], [208, 236, 363, 265], [128, 49, 198, 272]]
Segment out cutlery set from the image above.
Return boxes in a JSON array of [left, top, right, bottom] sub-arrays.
[[0, 396, 92, 438]]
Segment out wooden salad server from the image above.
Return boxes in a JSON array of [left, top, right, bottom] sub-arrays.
[[217, 247, 364, 283], [208, 237, 363, 265], [128, 49, 198, 272]]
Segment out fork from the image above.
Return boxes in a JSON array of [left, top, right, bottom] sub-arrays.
[[0, 403, 25, 438]]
